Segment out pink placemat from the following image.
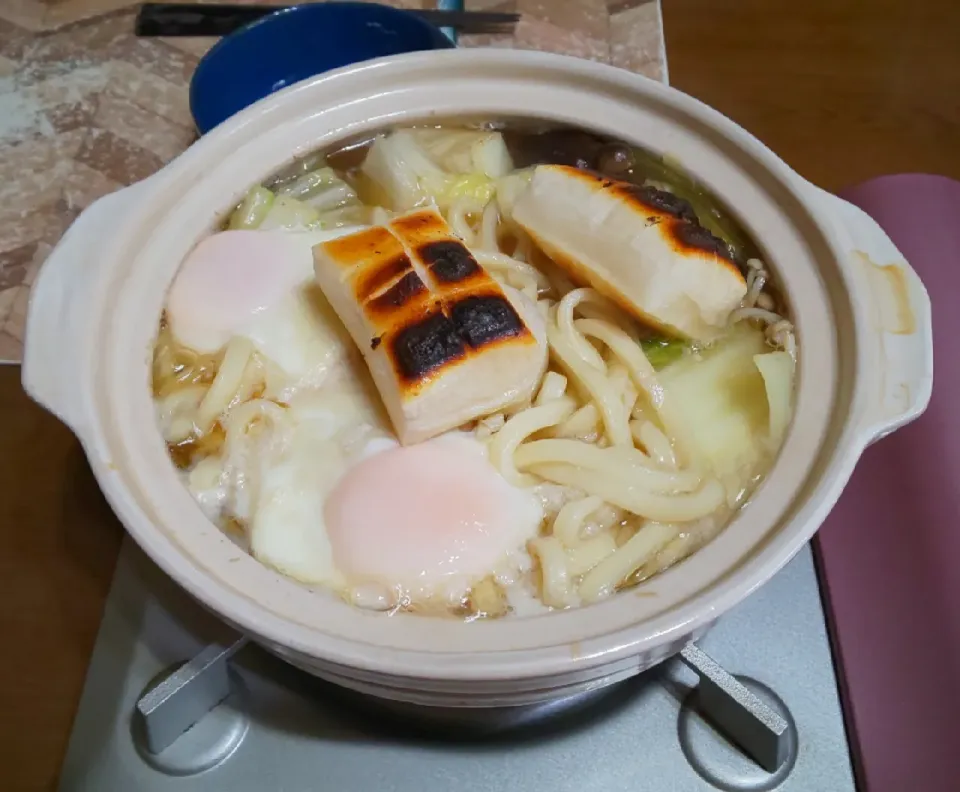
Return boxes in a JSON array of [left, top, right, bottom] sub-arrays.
[[815, 174, 960, 791]]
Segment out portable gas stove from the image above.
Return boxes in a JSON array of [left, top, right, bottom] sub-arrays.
[[57, 537, 854, 792]]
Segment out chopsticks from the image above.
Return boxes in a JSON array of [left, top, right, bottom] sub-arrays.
[[435, 0, 464, 45], [135, 3, 520, 37]]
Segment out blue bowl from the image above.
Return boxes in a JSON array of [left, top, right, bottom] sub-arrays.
[[190, 2, 455, 134]]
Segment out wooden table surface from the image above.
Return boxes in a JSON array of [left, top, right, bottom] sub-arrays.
[[3, 1, 959, 789]]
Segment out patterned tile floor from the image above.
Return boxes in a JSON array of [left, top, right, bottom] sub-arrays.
[[0, 0, 665, 363]]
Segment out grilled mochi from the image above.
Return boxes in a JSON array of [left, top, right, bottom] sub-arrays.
[[511, 165, 748, 341], [313, 207, 548, 445]]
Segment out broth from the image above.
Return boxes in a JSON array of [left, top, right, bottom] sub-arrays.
[[153, 120, 797, 619]]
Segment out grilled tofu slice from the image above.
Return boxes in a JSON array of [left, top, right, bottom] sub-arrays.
[[313, 208, 548, 445], [512, 165, 747, 341]]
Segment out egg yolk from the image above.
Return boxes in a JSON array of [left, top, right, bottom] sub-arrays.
[[324, 436, 539, 595], [166, 227, 361, 354], [166, 230, 310, 353]]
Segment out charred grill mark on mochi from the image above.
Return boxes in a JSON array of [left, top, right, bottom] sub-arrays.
[[390, 209, 536, 351], [668, 221, 739, 272], [557, 166, 698, 222], [389, 310, 466, 384], [386, 291, 531, 388], [418, 240, 483, 285], [323, 226, 402, 271], [365, 271, 430, 319], [317, 206, 540, 392], [448, 292, 528, 349], [555, 166, 740, 274], [351, 252, 413, 302], [614, 183, 698, 224], [394, 208, 507, 298], [389, 208, 448, 242]]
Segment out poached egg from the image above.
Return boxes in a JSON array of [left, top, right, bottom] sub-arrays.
[[166, 227, 363, 391], [171, 228, 544, 611], [194, 382, 543, 610]]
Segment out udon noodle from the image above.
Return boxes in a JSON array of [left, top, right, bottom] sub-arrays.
[[153, 122, 797, 618]]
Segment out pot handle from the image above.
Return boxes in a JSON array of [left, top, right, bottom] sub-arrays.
[[810, 186, 933, 443], [22, 184, 147, 435]]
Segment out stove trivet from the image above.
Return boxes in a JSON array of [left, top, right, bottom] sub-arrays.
[[135, 636, 794, 782]]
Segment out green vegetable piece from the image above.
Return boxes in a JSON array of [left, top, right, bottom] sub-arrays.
[[641, 337, 687, 370], [257, 195, 322, 231], [227, 186, 275, 230], [439, 173, 496, 208], [277, 167, 339, 200]]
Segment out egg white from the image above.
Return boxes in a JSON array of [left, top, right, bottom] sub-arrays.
[[175, 228, 545, 611], [322, 431, 544, 609], [167, 228, 363, 394], [187, 371, 544, 608]]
